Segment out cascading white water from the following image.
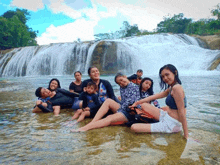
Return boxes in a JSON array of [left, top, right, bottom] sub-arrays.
[[0, 34, 219, 77], [116, 34, 220, 76]]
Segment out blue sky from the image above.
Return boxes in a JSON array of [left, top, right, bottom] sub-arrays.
[[0, 0, 219, 45]]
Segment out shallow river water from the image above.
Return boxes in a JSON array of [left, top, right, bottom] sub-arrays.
[[0, 74, 219, 165]]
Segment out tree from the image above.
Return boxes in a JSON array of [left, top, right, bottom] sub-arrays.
[[0, 8, 38, 49], [211, 3, 220, 20], [157, 13, 192, 33]]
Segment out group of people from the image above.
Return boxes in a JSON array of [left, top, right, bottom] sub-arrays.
[[33, 64, 188, 139]]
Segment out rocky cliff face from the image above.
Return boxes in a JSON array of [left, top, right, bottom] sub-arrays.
[[194, 35, 220, 70]]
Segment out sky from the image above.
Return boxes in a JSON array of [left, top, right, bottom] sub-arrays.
[[0, 0, 219, 45]]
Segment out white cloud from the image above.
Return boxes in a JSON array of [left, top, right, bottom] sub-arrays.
[[11, 0, 44, 11], [36, 19, 97, 45]]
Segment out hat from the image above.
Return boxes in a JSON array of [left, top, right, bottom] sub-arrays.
[[35, 87, 42, 97]]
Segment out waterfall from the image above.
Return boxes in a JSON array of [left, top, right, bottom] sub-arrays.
[[0, 34, 219, 77]]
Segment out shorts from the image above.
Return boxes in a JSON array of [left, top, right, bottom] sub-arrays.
[[119, 109, 135, 123], [71, 97, 81, 110], [151, 110, 182, 133]]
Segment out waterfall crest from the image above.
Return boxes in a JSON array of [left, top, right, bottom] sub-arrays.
[[0, 34, 219, 77]]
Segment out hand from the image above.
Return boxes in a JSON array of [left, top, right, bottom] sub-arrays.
[[36, 100, 42, 105], [129, 102, 138, 110], [84, 107, 90, 111]]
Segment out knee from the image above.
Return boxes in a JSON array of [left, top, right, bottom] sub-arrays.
[[130, 124, 138, 132]]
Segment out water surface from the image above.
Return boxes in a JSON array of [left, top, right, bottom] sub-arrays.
[[0, 75, 219, 164]]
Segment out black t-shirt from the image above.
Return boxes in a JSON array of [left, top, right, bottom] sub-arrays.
[[49, 88, 78, 107], [69, 82, 83, 94]]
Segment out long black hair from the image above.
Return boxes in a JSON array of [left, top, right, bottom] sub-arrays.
[[159, 64, 181, 90], [48, 78, 61, 91], [139, 77, 154, 98]]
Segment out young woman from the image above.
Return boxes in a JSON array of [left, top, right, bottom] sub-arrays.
[[48, 78, 61, 91], [71, 73, 140, 132], [70, 71, 83, 110], [130, 64, 188, 139], [139, 77, 160, 108], [69, 71, 83, 94]]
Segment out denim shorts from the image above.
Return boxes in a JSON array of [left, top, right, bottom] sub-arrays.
[[119, 109, 135, 122]]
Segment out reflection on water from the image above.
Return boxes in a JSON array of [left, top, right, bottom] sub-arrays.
[[0, 75, 220, 164]]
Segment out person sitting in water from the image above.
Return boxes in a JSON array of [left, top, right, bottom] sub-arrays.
[[129, 64, 188, 139], [33, 78, 61, 114], [75, 66, 119, 114], [69, 71, 83, 94], [33, 87, 79, 116], [127, 69, 143, 85], [71, 82, 100, 124], [139, 77, 160, 108], [69, 71, 83, 110], [70, 73, 142, 132]]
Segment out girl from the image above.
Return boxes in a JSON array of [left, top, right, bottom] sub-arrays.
[[130, 64, 188, 139], [139, 77, 160, 108]]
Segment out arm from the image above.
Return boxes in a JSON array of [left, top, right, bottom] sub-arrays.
[[172, 85, 188, 139], [119, 84, 140, 111], [57, 88, 79, 98], [132, 89, 169, 107], [102, 80, 116, 100], [69, 82, 74, 92]]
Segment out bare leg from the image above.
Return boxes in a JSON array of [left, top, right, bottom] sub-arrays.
[[32, 102, 47, 113], [72, 109, 83, 119], [91, 98, 120, 122], [77, 111, 90, 122], [131, 103, 161, 133], [79, 101, 83, 108], [131, 123, 151, 132], [141, 103, 161, 120], [72, 112, 128, 132], [32, 106, 42, 113], [53, 106, 60, 116]]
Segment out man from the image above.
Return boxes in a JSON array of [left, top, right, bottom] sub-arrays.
[[127, 69, 143, 85]]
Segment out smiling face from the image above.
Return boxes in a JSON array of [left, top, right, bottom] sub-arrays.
[[89, 67, 100, 81], [141, 80, 152, 92], [49, 80, 59, 91], [40, 88, 51, 98], [160, 68, 176, 86], [115, 76, 130, 88], [86, 85, 96, 95], [74, 72, 82, 81]]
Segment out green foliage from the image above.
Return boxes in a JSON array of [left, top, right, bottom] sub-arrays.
[[157, 13, 192, 33], [211, 3, 220, 20], [0, 8, 38, 50]]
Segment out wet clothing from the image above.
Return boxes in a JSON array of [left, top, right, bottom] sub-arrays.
[[81, 79, 118, 103], [69, 82, 83, 94], [117, 82, 140, 113], [80, 92, 101, 117], [165, 91, 187, 110], [127, 74, 142, 85], [141, 91, 161, 108], [49, 88, 78, 107], [151, 110, 182, 133]]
